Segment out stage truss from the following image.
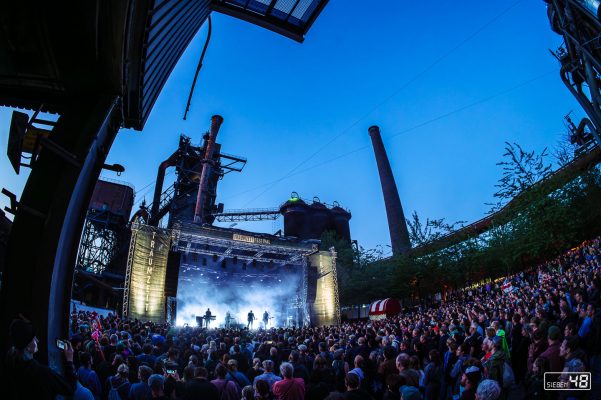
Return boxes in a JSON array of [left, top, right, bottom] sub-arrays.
[[171, 223, 318, 265]]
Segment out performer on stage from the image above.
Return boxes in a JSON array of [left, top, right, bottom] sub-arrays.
[[204, 308, 212, 328], [247, 310, 255, 329], [225, 311, 232, 329], [263, 310, 269, 329]]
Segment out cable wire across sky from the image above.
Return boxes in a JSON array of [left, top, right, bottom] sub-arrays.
[[221, 68, 555, 205], [241, 0, 525, 206]]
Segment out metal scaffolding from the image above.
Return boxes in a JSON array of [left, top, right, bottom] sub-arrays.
[[76, 209, 124, 274], [171, 224, 317, 264], [547, 0, 601, 148], [301, 256, 311, 326], [328, 246, 341, 325], [213, 207, 281, 222], [121, 227, 138, 318]]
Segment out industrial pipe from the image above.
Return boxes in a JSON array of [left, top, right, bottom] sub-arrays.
[[130, 201, 149, 224], [368, 125, 411, 255], [150, 151, 179, 224], [194, 115, 223, 223]]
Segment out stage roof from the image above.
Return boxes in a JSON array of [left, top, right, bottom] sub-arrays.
[[211, 0, 329, 42], [0, 0, 329, 130]]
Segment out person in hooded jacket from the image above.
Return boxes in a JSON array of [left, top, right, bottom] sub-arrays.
[[4, 317, 77, 400]]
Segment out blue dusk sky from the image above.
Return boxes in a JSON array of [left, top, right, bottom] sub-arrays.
[[0, 1, 582, 253]]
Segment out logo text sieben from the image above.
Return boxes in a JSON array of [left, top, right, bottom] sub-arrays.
[[544, 372, 591, 391]]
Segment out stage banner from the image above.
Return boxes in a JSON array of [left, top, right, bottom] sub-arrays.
[[126, 224, 171, 322], [309, 249, 341, 326]]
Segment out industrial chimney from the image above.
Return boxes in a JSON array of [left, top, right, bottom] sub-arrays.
[[194, 115, 224, 223], [368, 125, 411, 255]]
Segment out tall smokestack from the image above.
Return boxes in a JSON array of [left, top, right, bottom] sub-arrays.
[[194, 115, 224, 223], [368, 125, 411, 255]]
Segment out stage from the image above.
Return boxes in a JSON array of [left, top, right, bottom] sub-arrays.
[[123, 223, 341, 327]]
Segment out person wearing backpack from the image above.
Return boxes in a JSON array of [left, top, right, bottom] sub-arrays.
[[211, 365, 238, 400], [485, 336, 514, 397], [106, 364, 130, 400], [333, 349, 349, 391]]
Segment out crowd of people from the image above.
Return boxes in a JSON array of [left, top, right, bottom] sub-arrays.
[[4, 236, 601, 400]]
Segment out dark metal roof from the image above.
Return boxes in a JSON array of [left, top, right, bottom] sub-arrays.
[[125, 0, 213, 129], [0, 0, 329, 131], [211, 0, 329, 42]]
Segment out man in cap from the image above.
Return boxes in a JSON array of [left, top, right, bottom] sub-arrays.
[[460, 366, 481, 400], [4, 317, 77, 399], [539, 325, 564, 372]]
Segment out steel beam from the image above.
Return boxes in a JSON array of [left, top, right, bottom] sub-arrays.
[[0, 97, 121, 371]]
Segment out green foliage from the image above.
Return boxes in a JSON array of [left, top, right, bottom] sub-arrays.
[[336, 142, 601, 306], [319, 230, 385, 305], [489, 142, 553, 212], [406, 211, 465, 247]]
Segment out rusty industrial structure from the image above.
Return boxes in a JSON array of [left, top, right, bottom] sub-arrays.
[[546, 0, 601, 148], [72, 180, 135, 309], [120, 115, 348, 326], [6, 0, 601, 370], [78, 114, 351, 318], [140, 116, 246, 228], [0, 0, 330, 368], [131, 114, 351, 240]]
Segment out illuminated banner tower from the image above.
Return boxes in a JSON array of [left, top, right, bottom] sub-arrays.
[[123, 224, 171, 322], [308, 248, 340, 326]]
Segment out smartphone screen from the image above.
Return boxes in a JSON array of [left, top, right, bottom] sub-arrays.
[[56, 339, 66, 350], [166, 369, 176, 374]]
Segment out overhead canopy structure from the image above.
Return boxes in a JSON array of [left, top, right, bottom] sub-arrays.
[[0, 0, 329, 130], [369, 298, 401, 320], [212, 0, 329, 42]]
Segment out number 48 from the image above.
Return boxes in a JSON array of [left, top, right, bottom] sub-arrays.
[[568, 374, 589, 389]]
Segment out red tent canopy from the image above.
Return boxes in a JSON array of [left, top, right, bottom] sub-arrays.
[[368, 298, 401, 320]]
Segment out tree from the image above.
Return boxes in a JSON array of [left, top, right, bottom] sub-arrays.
[[406, 211, 465, 247], [319, 231, 384, 305], [334, 140, 601, 307], [489, 142, 552, 212]]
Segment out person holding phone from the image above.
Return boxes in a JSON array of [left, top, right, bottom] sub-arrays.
[[4, 317, 77, 399]]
